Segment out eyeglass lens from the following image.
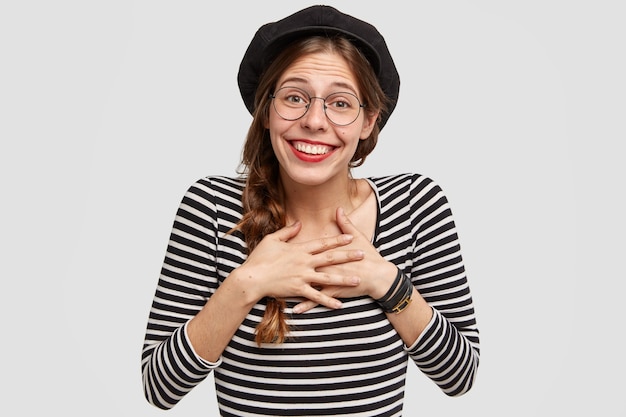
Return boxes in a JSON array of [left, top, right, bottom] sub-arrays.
[[272, 87, 362, 126]]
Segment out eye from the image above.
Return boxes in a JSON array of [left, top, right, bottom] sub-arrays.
[[326, 93, 357, 111], [277, 87, 309, 107], [286, 95, 306, 105]]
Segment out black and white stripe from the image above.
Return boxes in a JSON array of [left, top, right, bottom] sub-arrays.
[[142, 173, 480, 416]]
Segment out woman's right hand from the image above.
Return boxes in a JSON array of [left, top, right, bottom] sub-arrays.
[[234, 221, 364, 309]]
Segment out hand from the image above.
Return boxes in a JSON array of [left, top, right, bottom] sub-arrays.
[[236, 221, 364, 310], [293, 208, 398, 313]]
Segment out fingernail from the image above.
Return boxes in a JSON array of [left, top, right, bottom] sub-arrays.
[[351, 277, 360, 285], [292, 306, 301, 314], [343, 234, 354, 242], [333, 301, 343, 309]]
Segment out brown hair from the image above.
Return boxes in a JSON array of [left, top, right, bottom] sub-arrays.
[[236, 36, 389, 345]]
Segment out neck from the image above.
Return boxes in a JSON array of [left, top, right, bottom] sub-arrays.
[[282, 175, 358, 226]]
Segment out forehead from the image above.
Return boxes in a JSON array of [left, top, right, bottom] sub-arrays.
[[276, 52, 359, 93]]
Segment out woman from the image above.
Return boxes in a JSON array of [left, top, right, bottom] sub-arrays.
[[142, 5, 480, 416]]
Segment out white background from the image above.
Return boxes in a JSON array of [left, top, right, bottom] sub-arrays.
[[1, 0, 624, 415]]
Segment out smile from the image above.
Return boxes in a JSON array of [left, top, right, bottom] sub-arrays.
[[291, 141, 334, 155]]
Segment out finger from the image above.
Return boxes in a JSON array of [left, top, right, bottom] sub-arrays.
[[273, 221, 302, 242], [292, 299, 319, 314], [311, 273, 361, 287], [336, 207, 360, 235], [297, 274, 359, 311], [307, 233, 354, 255], [313, 248, 364, 267], [300, 286, 343, 310]]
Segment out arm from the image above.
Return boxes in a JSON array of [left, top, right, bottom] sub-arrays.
[[141, 179, 223, 409], [310, 175, 479, 396], [403, 174, 480, 396]]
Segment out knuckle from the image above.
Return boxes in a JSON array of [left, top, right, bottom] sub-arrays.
[[350, 250, 364, 260]]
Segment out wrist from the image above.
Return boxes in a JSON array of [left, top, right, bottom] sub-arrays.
[[375, 266, 413, 315], [226, 266, 265, 307], [370, 263, 400, 300]]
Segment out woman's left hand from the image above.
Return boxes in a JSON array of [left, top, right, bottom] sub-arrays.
[[293, 207, 397, 313]]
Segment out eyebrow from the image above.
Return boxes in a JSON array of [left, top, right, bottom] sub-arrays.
[[278, 77, 359, 95]]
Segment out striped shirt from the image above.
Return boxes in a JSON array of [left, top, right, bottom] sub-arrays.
[[142, 173, 480, 416]]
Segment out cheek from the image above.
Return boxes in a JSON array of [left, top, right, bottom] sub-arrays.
[[338, 130, 362, 148], [267, 127, 287, 157], [267, 110, 290, 132], [265, 105, 279, 129]]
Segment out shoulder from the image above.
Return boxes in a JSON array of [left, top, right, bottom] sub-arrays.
[[367, 173, 443, 197], [367, 173, 452, 218], [178, 176, 245, 216], [185, 175, 245, 199], [174, 176, 245, 229]]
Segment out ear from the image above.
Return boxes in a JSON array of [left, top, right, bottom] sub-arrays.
[[360, 111, 379, 140]]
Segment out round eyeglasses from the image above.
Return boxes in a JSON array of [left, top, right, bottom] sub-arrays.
[[270, 86, 365, 126]]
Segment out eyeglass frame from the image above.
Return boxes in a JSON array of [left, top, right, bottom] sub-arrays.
[[269, 86, 366, 126]]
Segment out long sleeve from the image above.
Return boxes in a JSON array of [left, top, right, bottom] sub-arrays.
[[407, 174, 480, 395], [141, 178, 224, 409], [141, 174, 479, 414], [374, 174, 480, 396]]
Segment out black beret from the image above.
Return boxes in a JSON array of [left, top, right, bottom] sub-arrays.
[[237, 5, 400, 130]]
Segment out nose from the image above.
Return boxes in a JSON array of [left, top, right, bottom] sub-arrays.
[[301, 97, 328, 129]]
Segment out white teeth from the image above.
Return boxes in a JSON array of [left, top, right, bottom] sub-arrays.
[[294, 142, 331, 155]]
